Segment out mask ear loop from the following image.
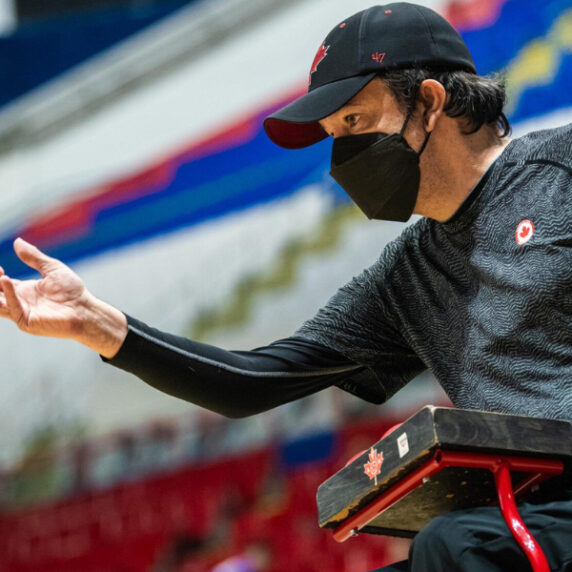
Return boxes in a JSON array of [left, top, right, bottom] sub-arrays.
[[399, 82, 432, 157], [398, 106, 414, 138], [418, 130, 432, 157]]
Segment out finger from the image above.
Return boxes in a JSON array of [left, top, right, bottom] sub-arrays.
[[14, 238, 58, 276], [0, 297, 8, 318], [0, 275, 25, 323], [0, 275, 20, 296]]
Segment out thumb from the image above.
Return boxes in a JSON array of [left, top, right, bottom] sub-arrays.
[[13, 238, 59, 276]]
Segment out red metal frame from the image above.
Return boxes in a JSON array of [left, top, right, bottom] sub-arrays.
[[333, 449, 563, 572]]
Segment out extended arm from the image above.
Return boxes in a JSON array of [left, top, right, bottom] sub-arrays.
[[0, 239, 365, 417], [104, 315, 363, 417]]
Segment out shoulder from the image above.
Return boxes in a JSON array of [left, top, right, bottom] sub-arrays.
[[504, 123, 572, 171], [375, 218, 430, 269], [370, 218, 433, 282], [328, 218, 433, 308], [297, 219, 430, 332]]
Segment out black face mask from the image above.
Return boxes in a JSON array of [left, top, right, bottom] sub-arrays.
[[329, 113, 431, 222]]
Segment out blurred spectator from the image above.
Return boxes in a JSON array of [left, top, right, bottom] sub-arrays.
[[133, 421, 175, 475], [209, 541, 273, 572], [70, 442, 90, 493], [152, 531, 207, 572], [89, 432, 136, 488]]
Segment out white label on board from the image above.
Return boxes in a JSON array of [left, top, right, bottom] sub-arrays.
[[397, 432, 409, 458]]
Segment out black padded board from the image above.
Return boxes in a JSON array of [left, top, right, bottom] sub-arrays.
[[317, 406, 572, 537]]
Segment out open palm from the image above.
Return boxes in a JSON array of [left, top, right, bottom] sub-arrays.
[[0, 238, 90, 339]]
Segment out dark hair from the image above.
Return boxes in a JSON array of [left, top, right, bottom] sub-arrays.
[[381, 68, 511, 137]]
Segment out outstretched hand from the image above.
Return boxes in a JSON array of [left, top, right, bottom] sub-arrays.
[[0, 238, 127, 357], [0, 238, 90, 338]]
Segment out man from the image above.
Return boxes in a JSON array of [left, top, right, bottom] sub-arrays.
[[0, 3, 571, 570]]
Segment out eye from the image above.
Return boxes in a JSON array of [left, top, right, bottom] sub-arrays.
[[344, 114, 360, 128]]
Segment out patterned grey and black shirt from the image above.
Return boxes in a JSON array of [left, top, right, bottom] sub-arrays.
[[297, 123, 572, 420]]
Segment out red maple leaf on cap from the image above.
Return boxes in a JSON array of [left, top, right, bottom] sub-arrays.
[[309, 43, 329, 84]]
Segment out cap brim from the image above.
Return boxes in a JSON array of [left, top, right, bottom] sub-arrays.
[[264, 73, 376, 149]]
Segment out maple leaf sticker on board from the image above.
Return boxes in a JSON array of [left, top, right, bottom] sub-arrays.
[[364, 447, 384, 484]]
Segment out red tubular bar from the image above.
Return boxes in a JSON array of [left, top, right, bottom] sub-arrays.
[[436, 450, 564, 476], [494, 462, 550, 572], [333, 449, 564, 572]]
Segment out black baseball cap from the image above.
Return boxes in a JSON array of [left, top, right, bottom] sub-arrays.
[[264, 3, 476, 149]]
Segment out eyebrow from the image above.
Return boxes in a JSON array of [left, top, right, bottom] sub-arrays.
[[342, 100, 364, 109]]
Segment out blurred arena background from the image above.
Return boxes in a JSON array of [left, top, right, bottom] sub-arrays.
[[0, 0, 570, 570]]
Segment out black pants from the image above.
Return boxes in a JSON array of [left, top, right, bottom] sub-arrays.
[[370, 497, 572, 571]]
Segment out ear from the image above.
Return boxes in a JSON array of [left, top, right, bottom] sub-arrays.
[[418, 79, 446, 132]]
